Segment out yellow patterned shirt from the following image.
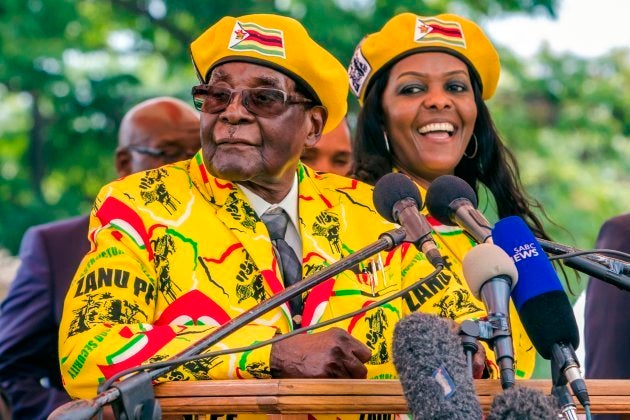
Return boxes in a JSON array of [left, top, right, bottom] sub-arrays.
[[59, 155, 534, 401]]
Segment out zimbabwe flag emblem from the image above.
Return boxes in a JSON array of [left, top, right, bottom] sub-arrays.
[[414, 17, 466, 49], [228, 20, 286, 58]]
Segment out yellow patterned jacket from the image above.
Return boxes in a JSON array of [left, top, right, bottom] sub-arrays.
[[59, 154, 534, 399]]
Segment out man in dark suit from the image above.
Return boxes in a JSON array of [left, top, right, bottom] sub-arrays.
[[585, 213, 630, 420], [0, 97, 200, 419]]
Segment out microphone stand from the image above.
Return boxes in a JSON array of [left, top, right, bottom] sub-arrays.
[[552, 383, 578, 420], [551, 342, 590, 416], [538, 238, 630, 291], [50, 228, 408, 420], [458, 318, 514, 389], [538, 238, 630, 274], [459, 320, 480, 379], [551, 355, 579, 420]]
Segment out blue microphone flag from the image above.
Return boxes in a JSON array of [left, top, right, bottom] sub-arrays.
[[492, 215, 578, 359], [492, 216, 564, 312]]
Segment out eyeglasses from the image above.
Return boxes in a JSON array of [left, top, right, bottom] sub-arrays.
[[127, 145, 197, 162], [191, 84, 313, 117]]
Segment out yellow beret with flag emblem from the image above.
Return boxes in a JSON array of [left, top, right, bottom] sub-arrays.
[[190, 14, 348, 134], [348, 13, 500, 104]]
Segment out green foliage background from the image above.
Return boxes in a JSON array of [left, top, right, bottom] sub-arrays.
[[0, 0, 628, 377]]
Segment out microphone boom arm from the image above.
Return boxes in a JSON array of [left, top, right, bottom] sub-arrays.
[[538, 238, 629, 272], [145, 228, 407, 382], [538, 238, 630, 291], [50, 228, 408, 420]]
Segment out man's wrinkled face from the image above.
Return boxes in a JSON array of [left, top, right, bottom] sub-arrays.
[[199, 62, 321, 190]]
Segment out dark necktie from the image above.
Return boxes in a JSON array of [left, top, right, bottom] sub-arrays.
[[261, 207, 303, 327]]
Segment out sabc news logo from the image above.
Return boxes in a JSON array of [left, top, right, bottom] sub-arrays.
[[511, 242, 540, 262]]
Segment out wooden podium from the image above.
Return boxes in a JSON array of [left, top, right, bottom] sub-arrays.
[[154, 379, 630, 417]]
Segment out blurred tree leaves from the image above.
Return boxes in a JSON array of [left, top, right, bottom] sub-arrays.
[[492, 46, 630, 252], [1, 0, 627, 262]]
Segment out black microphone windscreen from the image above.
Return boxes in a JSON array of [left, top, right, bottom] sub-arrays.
[[486, 386, 559, 420], [392, 312, 482, 420], [373, 173, 423, 224], [426, 175, 478, 226], [518, 291, 579, 359]]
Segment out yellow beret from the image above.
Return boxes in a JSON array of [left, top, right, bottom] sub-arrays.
[[190, 14, 348, 134], [348, 13, 500, 103]]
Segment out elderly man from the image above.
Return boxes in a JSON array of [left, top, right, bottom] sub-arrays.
[[0, 97, 199, 419], [59, 14, 487, 401]]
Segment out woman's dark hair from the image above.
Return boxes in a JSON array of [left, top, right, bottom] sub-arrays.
[[352, 63, 551, 240]]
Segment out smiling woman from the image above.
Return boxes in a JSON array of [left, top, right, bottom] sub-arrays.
[[349, 12, 560, 381], [379, 52, 478, 185], [350, 12, 552, 238]]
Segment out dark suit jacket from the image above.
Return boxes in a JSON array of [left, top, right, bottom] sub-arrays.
[[585, 213, 630, 420], [0, 215, 90, 420]]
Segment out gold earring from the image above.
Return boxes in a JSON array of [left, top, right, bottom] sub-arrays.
[[464, 134, 478, 159], [383, 131, 391, 152]]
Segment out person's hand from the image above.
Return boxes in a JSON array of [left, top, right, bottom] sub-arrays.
[[470, 339, 487, 379], [97, 404, 116, 420], [444, 318, 487, 379], [270, 327, 372, 379]]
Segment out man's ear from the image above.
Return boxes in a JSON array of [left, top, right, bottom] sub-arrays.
[[304, 106, 327, 148], [115, 148, 132, 177]]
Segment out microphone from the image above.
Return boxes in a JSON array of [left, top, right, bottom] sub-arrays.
[[373, 172, 445, 268], [492, 216, 590, 408], [538, 238, 630, 291], [462, 243, 518, 389], [425, 174, 630, 285], [538, 237, 630, 275], [425, 174, 630, 286], [425, 175, 493, 244], [392, 312, 483, 420], [486, 386, 560, 420]]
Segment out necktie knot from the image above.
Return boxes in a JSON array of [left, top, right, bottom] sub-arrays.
[[261, 207, 290, 241]]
